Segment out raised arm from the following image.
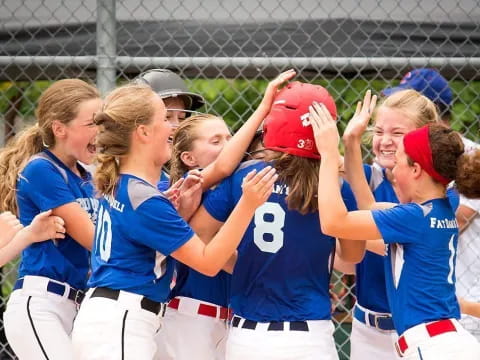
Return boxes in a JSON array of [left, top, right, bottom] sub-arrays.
[[310, 102, 382, 241], [200, 69, 296, 190], [172, 166, 278, 276], [343, 90, 378, 210]]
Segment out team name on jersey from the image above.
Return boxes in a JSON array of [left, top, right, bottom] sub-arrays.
[[429, 217, 458, 229], [272, 183, 289, 195], [104, 194, 125, 213], [76, 197, 100, 225]]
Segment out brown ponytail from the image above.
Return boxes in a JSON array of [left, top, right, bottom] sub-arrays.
[[265, 152, 320, 214], [455, 151, 480, 199], [428, 124, 480, 198]]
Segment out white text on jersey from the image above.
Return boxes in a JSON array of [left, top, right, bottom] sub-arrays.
[[104, 194, 125, 213], [272, 184, 289, 195], [430, 217, 458, 229]]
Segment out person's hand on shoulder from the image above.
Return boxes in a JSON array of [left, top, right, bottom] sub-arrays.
[[241, 166, 278, 208]]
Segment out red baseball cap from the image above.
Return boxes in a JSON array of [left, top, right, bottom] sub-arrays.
[[263, 81, 337, 159]]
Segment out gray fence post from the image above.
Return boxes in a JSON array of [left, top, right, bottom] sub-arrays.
[[96, 0, 116, 96]]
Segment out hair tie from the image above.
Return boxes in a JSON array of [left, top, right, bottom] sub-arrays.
[[403, 125, 451, 185]]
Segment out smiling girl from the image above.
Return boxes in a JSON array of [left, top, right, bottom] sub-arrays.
[[342, 90, 444, 359], [0, 79, 102, 360], [310, 100, 480, 360], [71, 84, 277, 359]]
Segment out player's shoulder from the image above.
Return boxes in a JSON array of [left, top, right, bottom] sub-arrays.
[[388, 202, 429, 219], [22, 152, 67, 181], [125, 176, 168, 211], [233, 160, 270, 176]]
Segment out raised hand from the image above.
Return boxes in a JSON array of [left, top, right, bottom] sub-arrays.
[[0, 211, 24, 245], [309, 102, 340, 157], [343, 90, 377, 142], [241, 166, 278, 208], [259, 69, 297, 111], [25, 210, 66, 243]]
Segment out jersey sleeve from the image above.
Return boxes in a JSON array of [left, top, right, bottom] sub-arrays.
[[19, 160, 77, 211], [202, 176, 235, 222], [363, 163, 372, 184], [156, 180, 169, 192], [133, 196, 194, 255], [446, 187, 460, 211], [371, 204, 425, 244]]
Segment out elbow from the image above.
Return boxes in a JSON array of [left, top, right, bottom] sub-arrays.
[[195, 264, 220, 277], [320, 219, 341, 238], [340, 251, 365, 264]]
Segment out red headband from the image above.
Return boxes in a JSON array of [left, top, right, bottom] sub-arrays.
[[402, 126, 451, 186]]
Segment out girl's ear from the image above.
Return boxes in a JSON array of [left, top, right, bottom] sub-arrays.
[[412, 162, 422, 179], [134, 124, 150, 143], [51, 120, 66, 138], [180, 151, 197, 168]]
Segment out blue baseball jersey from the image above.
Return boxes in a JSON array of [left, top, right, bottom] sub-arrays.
[[158, 176, 231, 307], [355, 164, 398, 313], [88, 174, 194, 303], [170, 265, 230, 307], [17, 150, 98, 290], [203, 160, 357, 322], [355, 164, 460, 314], [372, 198, 460, 335], [170, 184, 231, 307]]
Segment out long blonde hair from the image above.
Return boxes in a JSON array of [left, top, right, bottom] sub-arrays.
[[0, 79, 99, 214], [169, 114, 224, 184], [94, 84, 157, 197]]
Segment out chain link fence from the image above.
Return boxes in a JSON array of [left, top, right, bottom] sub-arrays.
[[1, 0, 480, 358]]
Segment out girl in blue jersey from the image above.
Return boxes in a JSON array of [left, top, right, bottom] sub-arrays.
[[311, 102, 480, 359], [189, 81, 365, 360], [0, 79, 101, 360], [157, 114, 233, 360], [341, 89, 444, 359], [71, 83, 277, 360], [156, 70, 296, 360]]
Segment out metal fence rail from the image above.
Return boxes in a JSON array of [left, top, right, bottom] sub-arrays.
[[1, 1, 480, 359]]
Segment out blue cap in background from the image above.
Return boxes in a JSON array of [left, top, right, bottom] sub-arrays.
[[382, 68, 453, 107]]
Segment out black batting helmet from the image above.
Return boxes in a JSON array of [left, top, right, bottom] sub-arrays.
[[135, 69, 205, 111]]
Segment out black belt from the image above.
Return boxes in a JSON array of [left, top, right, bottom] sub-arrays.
[[90, 287, 165, 316], [231, 316, 309, 332], [13, 278, 85, 306]]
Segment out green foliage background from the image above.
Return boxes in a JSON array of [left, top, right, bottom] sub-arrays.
[[1, 78, 479, 142], [190, 78, 480, 141]]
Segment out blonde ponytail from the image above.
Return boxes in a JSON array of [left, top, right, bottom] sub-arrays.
[[94, 84, 157, 197], [0, 125, 43, 214]]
